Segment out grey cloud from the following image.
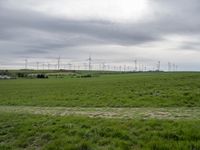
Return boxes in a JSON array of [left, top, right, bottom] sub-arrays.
[[0, 0, 200, 70], [180, 42, 200, 51], [0, 2, 161, 52], [1, 0, 200, 50]]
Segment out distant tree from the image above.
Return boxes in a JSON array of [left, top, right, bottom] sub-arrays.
[[37, 74, 48, 79]]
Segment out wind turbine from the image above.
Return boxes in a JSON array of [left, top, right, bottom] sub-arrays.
[[87, 55, 92, 71]]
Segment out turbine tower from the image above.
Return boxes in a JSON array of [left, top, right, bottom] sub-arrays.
[[134, 59, 137, 71], [67, 63, 72, 70], [168, 62, 171, 72], [157, 61, 161, 71], [25, 59, 28, 70], [173, 63, 176, 71], [48, 63, 50, 70], [36, 62, 39, 70], [88, 55, 92, 71], [57, 56, 61, 70]]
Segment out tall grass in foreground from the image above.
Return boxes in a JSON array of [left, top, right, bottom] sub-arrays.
[[0, 113, 200, 150]]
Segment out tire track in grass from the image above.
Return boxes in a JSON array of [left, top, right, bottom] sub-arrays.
[[0, 106, 200, 120]]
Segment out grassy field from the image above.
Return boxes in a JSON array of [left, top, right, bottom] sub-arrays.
[[1, 113, 200, 150], [0, 72, 200, 107], [1, 72, 200, 149]]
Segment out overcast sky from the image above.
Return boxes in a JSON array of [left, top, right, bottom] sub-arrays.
[[0, 0, 200, 71]]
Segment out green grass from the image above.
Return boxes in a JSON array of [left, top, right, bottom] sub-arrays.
[[0, 72, 200, 107], [1, 72, 200, 149], [0, 113, 200, 150]]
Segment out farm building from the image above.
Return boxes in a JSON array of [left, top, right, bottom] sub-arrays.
[[0, 75, 11, 79]]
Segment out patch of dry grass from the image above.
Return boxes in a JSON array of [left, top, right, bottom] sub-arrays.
[[1, 106, 200, 120]]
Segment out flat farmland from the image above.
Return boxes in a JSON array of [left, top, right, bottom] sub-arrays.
[[1, 72, 200, 150], [0, 72, 200, 107]]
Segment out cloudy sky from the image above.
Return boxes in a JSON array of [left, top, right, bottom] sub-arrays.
[[0, 0, 200, 70]]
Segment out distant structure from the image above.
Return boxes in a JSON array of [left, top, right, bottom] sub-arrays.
[[157, 61, 161, 71], [0, 55, 181, 72], [123, 65, 126, 72], [134, 59, 137, 71], [83, 63, 87, 70], [141, 64, 144, 72], [102, 62, 106, 71], [168, 62, 171, 72], [25, 59, 28, 69], [144, 65, 147, 72], [176, 65, 178, 71], [0, 75, 11, 79], [67, 63, 72, 70], [42, 63, 45, 70], [57, 56, 61, 70], [173, 63, 176, 71], [88, 55, 92, 71], [48, 63, 50, 70], [36, 62, 39, 70]]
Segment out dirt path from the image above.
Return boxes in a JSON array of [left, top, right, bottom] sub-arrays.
[[0, 106, 200, 119]]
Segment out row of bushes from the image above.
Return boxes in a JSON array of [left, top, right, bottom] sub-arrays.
[[0, 70, 98, 79], [0, 71, 48, 79], [28, 74, 48, 79], [70, 73, 99, 78]]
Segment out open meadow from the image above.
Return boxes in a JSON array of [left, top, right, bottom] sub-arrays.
[[0, 72, 200, 107], [0, 72, 200, 149]]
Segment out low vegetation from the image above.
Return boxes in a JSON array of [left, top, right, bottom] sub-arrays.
[[0, 72, 200, 107], [1, 113, 200, 150], [1, 71, 200, 149]]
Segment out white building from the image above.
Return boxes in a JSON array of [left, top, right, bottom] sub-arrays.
[[0, 75, 11, 79]]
